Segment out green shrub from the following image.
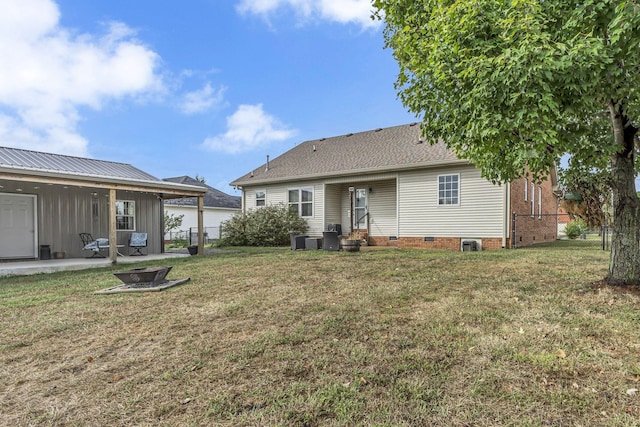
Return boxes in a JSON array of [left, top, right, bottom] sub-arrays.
[[220, 203, 308, 247], [564, 219, 587, 239]]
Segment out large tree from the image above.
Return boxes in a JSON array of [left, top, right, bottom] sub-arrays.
[[373, 0, 640, 285]]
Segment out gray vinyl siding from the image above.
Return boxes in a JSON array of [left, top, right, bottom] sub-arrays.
[[398, 165, 505, 237], [27, 185, 162, 258]]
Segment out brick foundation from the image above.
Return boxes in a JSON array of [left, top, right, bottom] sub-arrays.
[[366, 236, 505, 251]]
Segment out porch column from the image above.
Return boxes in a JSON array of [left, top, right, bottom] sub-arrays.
[[197, 194, 204, 255], [108, 188, 117, 264]]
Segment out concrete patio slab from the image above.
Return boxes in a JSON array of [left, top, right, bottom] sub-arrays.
[[0, 252, 191, 278]]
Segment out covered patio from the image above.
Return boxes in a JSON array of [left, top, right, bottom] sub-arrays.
[[0, 146, 208, 264]]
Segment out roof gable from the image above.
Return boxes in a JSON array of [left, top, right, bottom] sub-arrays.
[[231, 123, 463, 186], [163, 176, 241, 209]]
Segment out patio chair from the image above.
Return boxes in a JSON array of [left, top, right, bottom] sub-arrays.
[[128, 232, 148, 256], [79, 233, 109, 258]]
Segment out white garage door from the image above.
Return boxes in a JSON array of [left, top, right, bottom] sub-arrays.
[[0, 193, 37, 259]]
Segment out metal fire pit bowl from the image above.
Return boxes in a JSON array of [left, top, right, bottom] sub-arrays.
[[113, 266, 173, 287]]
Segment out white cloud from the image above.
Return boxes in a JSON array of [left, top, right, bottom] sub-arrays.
[[179, 83, 226, 115], [0, 0, 162, 156], [236, 0, 380, 29], [202, 104, 296, 154]]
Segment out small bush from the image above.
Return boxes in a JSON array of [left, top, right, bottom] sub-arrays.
[[220, 204, 308, 247], [565, 219, 587, 239]]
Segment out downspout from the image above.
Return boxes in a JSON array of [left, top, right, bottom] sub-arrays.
[[322, 183, 326, 231], [159, 194, 165, 254], [503, 183, 510, 248], [197, 194, 204, 256]]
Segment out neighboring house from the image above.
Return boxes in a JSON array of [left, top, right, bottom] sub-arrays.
[[231, 123, 558, 250], [0, 146, 207, 260], [162, 176, 241, 241]]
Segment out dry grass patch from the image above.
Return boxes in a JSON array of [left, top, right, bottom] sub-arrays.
[[1, 242, 639, 426]]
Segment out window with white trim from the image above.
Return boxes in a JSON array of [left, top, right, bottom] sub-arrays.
[[288, 188, 313, 217], [538, 187, 542, 218], [438, 174, 459, 205], [531, 183, 535, 217], [524, 178, 528, 201], [116, 200, 135, 230], [255, 190, 266, 207]]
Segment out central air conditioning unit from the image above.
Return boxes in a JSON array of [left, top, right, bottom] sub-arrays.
[[461, 239, 482, 252]]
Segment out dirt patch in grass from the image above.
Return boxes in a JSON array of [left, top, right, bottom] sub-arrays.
[[1, 244, 639, 426]]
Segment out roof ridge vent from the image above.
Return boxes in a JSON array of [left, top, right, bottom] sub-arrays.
[[346, 133, 354, 137], [320, 138, 326, 141], [375, 128, 383, 132], [409, 122, 418, 126]]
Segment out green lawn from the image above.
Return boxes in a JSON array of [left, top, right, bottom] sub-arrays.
[[1, 241, 638, 426]]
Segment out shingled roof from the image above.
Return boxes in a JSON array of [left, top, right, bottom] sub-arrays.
[[230, 123, 464, 186], [163, 176, 241, 209]]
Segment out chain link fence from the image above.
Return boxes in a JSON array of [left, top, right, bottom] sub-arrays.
[[512, 213, 611, 250], [165, 226, 221, 246]]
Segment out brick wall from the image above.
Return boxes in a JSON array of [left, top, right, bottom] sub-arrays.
[[509, 175, 558, 247]]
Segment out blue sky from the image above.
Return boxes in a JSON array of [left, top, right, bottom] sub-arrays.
[[0, 0, 417, 194]]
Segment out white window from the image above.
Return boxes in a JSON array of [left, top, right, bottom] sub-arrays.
[[255, 190, 266, 207], [116, 200, 135, 230], [524, 178, 528, 201], [438, 174, 459, 205], [538, 187, 542, 218], [288, 188, 313, 217], [531, 183, 535, 217]]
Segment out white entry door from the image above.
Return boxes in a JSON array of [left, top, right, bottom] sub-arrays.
[[354, 188, 368, 229], [0, 193, 37, 258]]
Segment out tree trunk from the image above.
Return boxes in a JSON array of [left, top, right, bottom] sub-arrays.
[[607, 102, 640, 285]]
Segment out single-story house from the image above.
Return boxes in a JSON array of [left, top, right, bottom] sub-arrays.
[[0, 146, 207, 261], [163, 176, 241, 241], [230, 123, 558, 250]]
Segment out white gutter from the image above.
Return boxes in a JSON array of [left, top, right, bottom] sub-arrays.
[[503, 183, 510, 248]]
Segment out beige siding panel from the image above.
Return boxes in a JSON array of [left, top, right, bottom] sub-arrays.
[[325, 172, 397, 185], [337, 180, 397, 236], [244, 182, 325, 235], [398, 165, 505, 237], [368, 179, 397, 237], [324, 184, 342, 227]]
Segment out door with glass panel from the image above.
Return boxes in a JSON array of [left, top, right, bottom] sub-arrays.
[[354, 188, 367, 230]]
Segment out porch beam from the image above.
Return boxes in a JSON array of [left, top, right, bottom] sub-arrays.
[[0, 173, 204, 198], [197, 195, 204, 255], [108, 188, 117, 264]]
